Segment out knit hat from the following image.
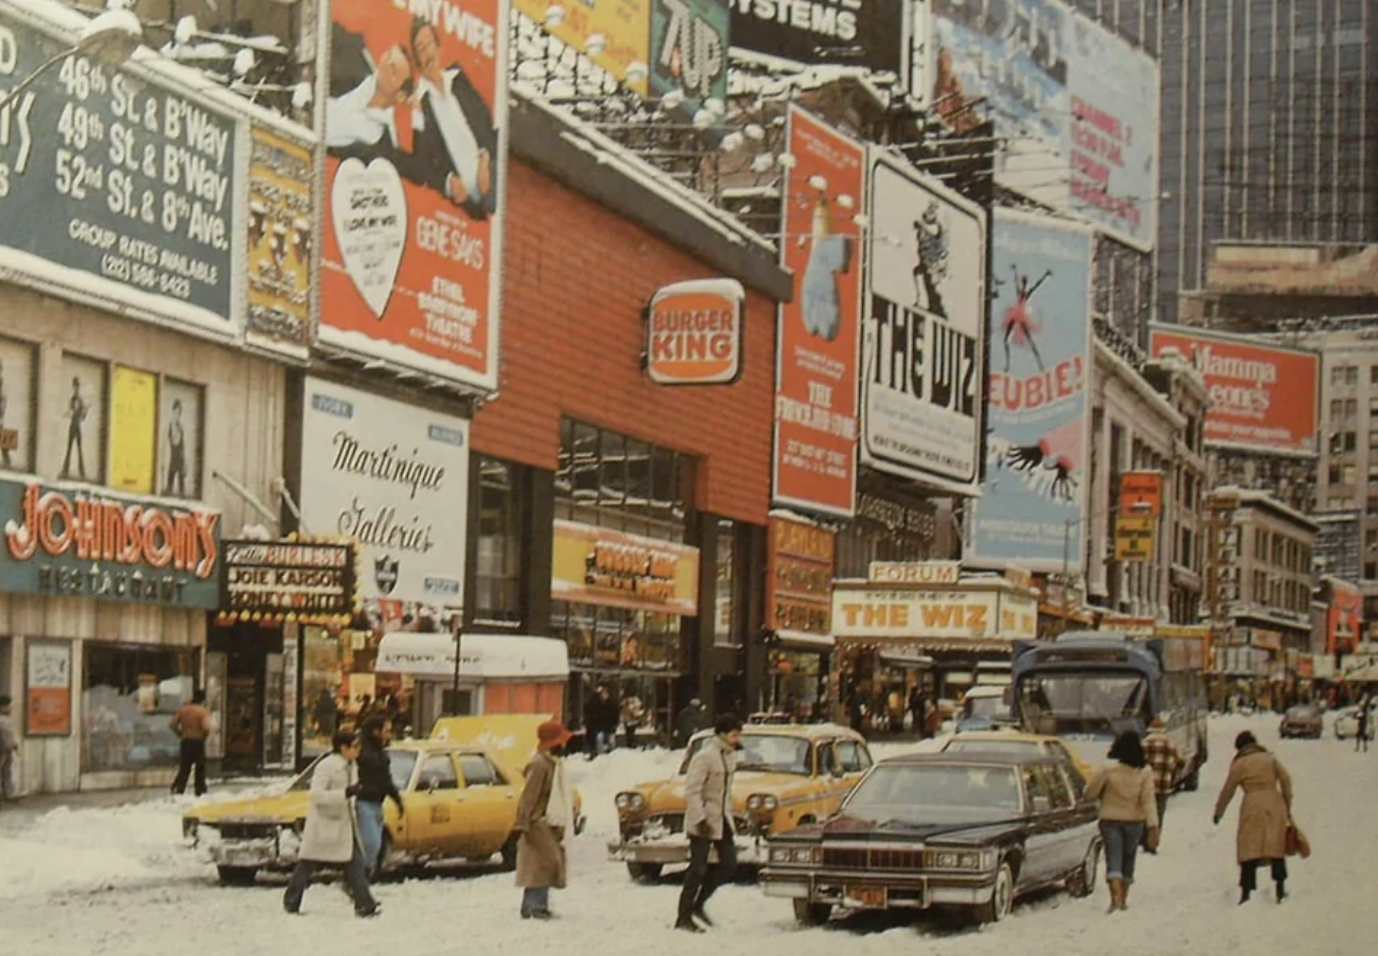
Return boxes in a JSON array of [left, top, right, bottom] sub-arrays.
[[537, 720, 572, 751]]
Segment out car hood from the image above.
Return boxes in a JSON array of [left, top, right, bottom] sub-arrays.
[[777, 812, 1023, 844], [638, 771, 813, 812], [187, 792, 311, 825]]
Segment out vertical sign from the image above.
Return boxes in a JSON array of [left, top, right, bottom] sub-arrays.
[[766, 517, 835, 636], [971, 211, 1091, 571], [1119, 471, 1163, 517], [862, 149, 987, 495], [108, 365, 158, 494], [322, 0, 507, 391], [26, 639, 72, 736], [247, 128, 313, 359], [771, 108, 865, 518]]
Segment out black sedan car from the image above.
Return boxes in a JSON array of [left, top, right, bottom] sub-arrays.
[[1279, 704, 1324, 739], [760, 753, 1100, 925]]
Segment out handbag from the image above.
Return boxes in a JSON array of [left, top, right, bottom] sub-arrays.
[[1284, 820, 1311, 859]]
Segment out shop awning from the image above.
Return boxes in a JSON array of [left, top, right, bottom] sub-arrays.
[[776, 630, 835, 651], [878, 651, 935, 669], [375, 632, 569, 680]]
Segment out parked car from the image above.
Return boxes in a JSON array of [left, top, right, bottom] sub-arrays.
[[183, 716, 583, 885], [609, 723, 871, 881], [761, 753, 1100, 926], [939, 730, 1094, 797], [1333, 701, 1377, 739], [1279, 704, 1324, 739], [954, 686, 1012, 734]]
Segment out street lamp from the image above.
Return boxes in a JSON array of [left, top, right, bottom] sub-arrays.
[[0, 8, 144, 114], [1058, 501, 1155, 634]]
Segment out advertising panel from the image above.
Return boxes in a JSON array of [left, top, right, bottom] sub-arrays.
[[512, 0, 652, 93], [650, 0, 729, 116], [299, 377, 470, 607], [1314, 511, 1362, 583], [0, 479, 221, 607], [26, 640, 72, 736], [1147, 324, 1320, 456], [766, 516, 834, 636], [771, 107, 865, 517], [1327, 579, 1363, 655], [220, 539, 358, 623], [0, 7, 242, 336], [868, 561, 961, 586], [247, 128, 313, 359], [551, 519, 700, 616], [970, 211, 1090, 571], [1119, 471, 1163, 517], [322, 0, 507, 390], [646, 278, 743, 384], [928, 0, 1158, 250], [1207, 243, 1378, 297], [832, 588, 1000, 639], [0, 337, 36, 473], [108, 365, 158, 495], [1113, 516, 1154, 562], [730, 0, 906, 76], [862, 149, 986, 494]]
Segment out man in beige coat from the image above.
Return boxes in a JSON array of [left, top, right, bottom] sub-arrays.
[[1214, 730, 1294, 904], [675, 714, 742, 933], [514, 720, 574, 919]]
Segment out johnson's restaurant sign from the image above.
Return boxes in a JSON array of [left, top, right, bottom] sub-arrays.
[[0, 480, 221, 607]]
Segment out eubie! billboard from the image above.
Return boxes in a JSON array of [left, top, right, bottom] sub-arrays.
[[512, 0, 652, 94], [1148, 324, 1320, 456]]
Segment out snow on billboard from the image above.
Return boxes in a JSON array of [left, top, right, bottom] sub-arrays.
[[322, 0, 507, 391], [1148, 325, 1320, 456], [927, 0, 1158, 251], [861, 149, 987, 496], [770, 107, 865, 518], [970, 210, 1092, 572]]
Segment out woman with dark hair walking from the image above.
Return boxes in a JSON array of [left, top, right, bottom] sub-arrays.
[[1213, 731, 1294, 904], [1085, 730, 1159, 913]]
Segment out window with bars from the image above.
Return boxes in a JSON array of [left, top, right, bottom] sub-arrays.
[[554, 418, 690, 540]]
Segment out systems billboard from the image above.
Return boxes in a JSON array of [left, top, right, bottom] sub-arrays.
[[970, 210, 1090, 571], [730, 0, 906, 76], [322, 0, 507, 391], [1148, 324, 1320, 456], [926, 0, 1158, 250]]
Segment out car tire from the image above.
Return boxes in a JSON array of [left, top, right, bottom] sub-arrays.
[[216, 865, 258, 886], [1067, 840, 1100, 899], [977, 862, 1015, 923], [626, 862, 663, 882], [793, 899, 832, 926], [499, 833, 519, 872]]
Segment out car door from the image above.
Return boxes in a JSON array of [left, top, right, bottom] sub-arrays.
[[1038, 764, 1088, 876], [410, 752, 467, 855], [1047, 741, 1088, 801], [456, 752, 518, 858], [1018, 765, 1060, 887]]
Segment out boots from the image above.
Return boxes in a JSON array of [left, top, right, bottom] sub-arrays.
[[1239, 887, 1252, 905], [1106, 879, 1124, 914], [1275, 879, 1286, 903], [1120, 881, 1131, 911]]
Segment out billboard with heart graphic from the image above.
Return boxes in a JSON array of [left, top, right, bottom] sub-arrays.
[[321, 0, 507, 391]]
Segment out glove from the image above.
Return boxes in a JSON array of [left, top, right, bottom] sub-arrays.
[[1145, 826, 1160, 851], [346, 783, 363, 798]]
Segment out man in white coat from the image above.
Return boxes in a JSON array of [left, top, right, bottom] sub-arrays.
[[283, 730, 380, 917], [675, 714, 742, 933]]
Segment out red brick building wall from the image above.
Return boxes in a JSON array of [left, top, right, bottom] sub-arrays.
[[471, 160, 777, 525]]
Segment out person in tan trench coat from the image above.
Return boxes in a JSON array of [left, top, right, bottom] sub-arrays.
[[1213, 730, 1294, 904], [514, 720, 574, 919]]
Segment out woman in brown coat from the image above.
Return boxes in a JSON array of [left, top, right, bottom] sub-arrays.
[[1213, 731, 1294, 904], [514, 720, 574, 919]]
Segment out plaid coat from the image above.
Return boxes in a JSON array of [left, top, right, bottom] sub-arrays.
[[1142, 731, 1183, 795]]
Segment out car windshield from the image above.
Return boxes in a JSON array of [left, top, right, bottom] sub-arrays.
[[1017, 672, 1149, 735], [964, 696, 1009, 720], [680, 735, 811, 775], [286, 750, 417, 792], [843, 764, 1023, 826], [1286, 706, 1318, 718], [945, 739, 1040, 758]]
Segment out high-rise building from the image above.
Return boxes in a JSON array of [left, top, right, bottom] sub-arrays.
[[1070, 0, 1378, 325]]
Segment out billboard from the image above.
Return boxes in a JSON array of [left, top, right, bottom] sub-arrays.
[[512, 0, 652, 94], [650, 0, 730, 116], [1315, 510, 1362, 583], [927, 0, 1158, 250], [771, 107, 865, 518], [0, 6, 242, 338], [552, 519, 700, 616], [247, 128, 313, 359], [970, 211, 1090, 571], [766, 517, 834, 636], [730, 0, 906, 76], [646, 279, 744, 385], [1207, 243, 1378, 297], [322, 0, 507, 391], [1148, 324, 1320, 456], [862, 149, 986, 496]]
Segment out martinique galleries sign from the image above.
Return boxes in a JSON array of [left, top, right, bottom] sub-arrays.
[[0, 479, 221, 607]]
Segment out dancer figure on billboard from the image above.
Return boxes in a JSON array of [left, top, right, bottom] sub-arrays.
[[912, 202, 949, 318], [1002, 264, 1052, 372], [61, 376, 88, 481], [800, 200, 853, 342], [1005, 416, 1082, 504], [164, 398, 188, 497]]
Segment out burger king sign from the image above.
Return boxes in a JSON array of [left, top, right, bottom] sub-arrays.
[[645, 279, 745, 385]]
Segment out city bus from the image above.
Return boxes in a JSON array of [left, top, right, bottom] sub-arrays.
[[1010, 631, 1208, 790]]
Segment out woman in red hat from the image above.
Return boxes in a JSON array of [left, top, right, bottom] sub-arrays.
[[514, 720, 575, 918]]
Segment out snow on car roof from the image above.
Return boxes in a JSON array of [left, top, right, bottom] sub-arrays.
[[688, 722, 861, 743]]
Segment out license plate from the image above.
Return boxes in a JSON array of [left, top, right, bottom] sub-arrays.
[[844, 885, 887, 908]]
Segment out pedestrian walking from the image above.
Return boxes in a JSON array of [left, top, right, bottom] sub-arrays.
[[0, 695, 17, 802], [355, 717, 404, 875], [620, 693, 645, 750], [584, 685, 617, 756], [1355, 693, 1371, 753], [676, 697, 708, 749], [1085, 730, 1159, 913], [514, 720, 575, 919], [283, 730, 380, 918], [1141, 716, 1183, 843], [1213, 730, 1294, 905], [170, 690, 212, 796], [907, 686, 926, 737], [675, 713, 742, 933]]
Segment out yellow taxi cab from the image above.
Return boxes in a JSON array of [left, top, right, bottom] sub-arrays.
[[940, 729, 1095, 796], [183, 716, 583, 885], [609, 723, 871, 881]]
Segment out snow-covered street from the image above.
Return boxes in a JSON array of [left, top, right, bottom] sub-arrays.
[[2, 715, 1375, 955]]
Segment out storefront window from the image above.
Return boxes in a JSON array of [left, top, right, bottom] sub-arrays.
[[474, 455, 524, 624], [555, 418, 689, 539], [300, 626, 344, 758], [83, 643, 198, 772]]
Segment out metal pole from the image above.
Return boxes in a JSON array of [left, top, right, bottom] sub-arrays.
[[0, 48, 76, 114], [450, 623, 463, 716], [1060, 517, 1072, 636]]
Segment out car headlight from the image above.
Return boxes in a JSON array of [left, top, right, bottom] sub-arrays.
[[615, 792, 647, 813], [746, 794, 778, 813], [767, 844, 819, 865], [923, 849, 985, 870]]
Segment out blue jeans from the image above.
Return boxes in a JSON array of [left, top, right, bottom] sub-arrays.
[[522, 886, 550, 916], [1100, 820, 1145, 884], [356, 800, 385, 871]]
